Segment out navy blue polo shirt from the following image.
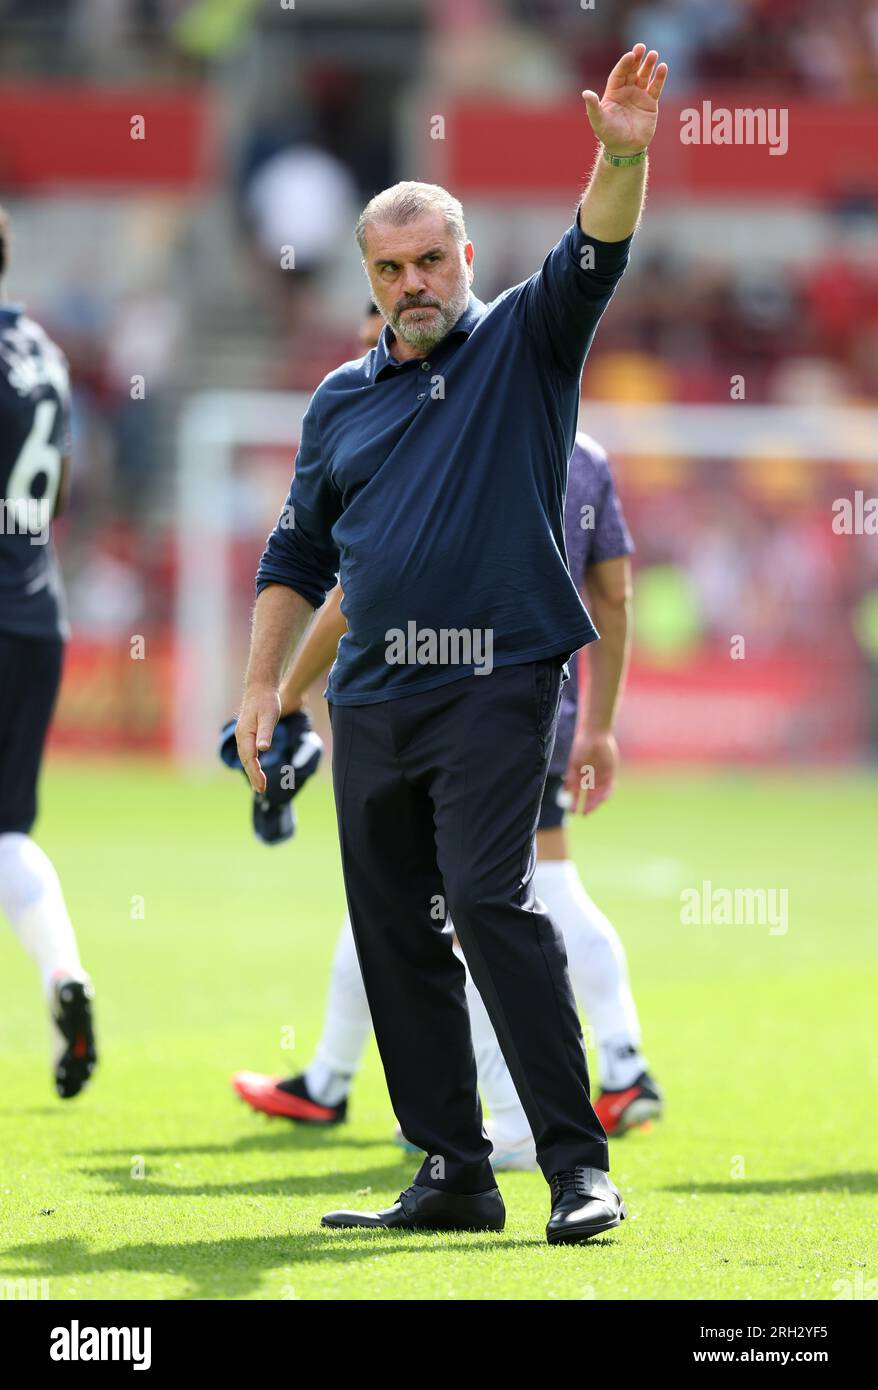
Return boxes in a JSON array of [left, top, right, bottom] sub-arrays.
[[256, 220, 633, 705]]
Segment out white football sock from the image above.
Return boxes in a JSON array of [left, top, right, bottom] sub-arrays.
[[0, 833, 86, 1001], [462, 953, 531, 1147], [534, 859, 646, 1091], [306, 912, 372, 1105], [458, 859, 649, 1144]]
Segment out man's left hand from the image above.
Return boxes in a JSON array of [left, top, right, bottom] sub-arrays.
[[564, 730, 620, 816], [582, 44, 668, 157]]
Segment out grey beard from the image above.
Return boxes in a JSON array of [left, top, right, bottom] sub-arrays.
[[390, 284, 470, 352]]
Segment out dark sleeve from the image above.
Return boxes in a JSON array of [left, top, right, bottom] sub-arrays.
[[255, 398, 341, 609], [590, 456, 635, 565], [512, 220, 633, 377]]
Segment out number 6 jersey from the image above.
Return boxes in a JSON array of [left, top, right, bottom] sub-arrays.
[[0, 305, 71, 641]]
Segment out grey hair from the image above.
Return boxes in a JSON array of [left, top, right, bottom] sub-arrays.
[[355, 181, 467, 254]]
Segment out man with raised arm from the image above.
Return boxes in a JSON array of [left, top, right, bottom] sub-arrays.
[[236, 46, 667, 1244]]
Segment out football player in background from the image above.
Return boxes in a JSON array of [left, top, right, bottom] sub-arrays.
[[230, 308, 661, 1161], [0, 207, 97, 1099]]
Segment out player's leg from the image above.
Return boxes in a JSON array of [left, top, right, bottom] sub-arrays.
[[462, 958, 538, 1170], [305, 911, 371, 1102], [534, 792, 662, 1134], [468, 772, 661, 1144], [0, 832, 85, 992], [0, 632, 96, 1098], [536, 799, 644, 1087], [232, 911, 373, 1123]]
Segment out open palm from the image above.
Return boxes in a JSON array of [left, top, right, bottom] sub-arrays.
[[582, 44, 668, 157]]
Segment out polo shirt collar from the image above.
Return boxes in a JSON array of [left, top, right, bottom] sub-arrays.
[[372, 293, 486, 381]]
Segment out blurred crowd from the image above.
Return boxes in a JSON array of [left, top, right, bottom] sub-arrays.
[[1, 0, 876, 697], [13, 0, 874, 90], [523, 0, 878, 96], [619, 462, 878, 657], [586, 241, 878, 408]]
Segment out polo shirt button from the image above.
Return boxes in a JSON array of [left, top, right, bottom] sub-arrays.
[[421, 361, 431, 370]]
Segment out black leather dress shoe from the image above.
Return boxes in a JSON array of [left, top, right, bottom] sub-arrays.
[[322, 1183, 506, 1232], [546, 1167, 626, 1244]]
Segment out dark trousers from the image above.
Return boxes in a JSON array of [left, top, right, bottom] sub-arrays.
[[329, 659, 608, 1192], [0, 632, 63, 835]]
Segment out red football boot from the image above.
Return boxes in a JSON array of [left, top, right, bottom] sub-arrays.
[[594, 1071, 663, 1137], [231, 1071, 348, 1124]]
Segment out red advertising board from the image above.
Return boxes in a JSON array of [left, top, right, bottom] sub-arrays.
[[618, 647, 867, 764], [49, 636, 174, 755]]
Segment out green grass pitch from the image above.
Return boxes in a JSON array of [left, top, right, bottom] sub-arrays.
[[0, 761, 875, 1301]]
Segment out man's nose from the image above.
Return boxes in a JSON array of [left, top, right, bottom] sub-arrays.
[[400, 265, 427, 297]]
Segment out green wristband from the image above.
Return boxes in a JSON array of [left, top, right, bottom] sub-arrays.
[[602, 146, 648, 167]]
